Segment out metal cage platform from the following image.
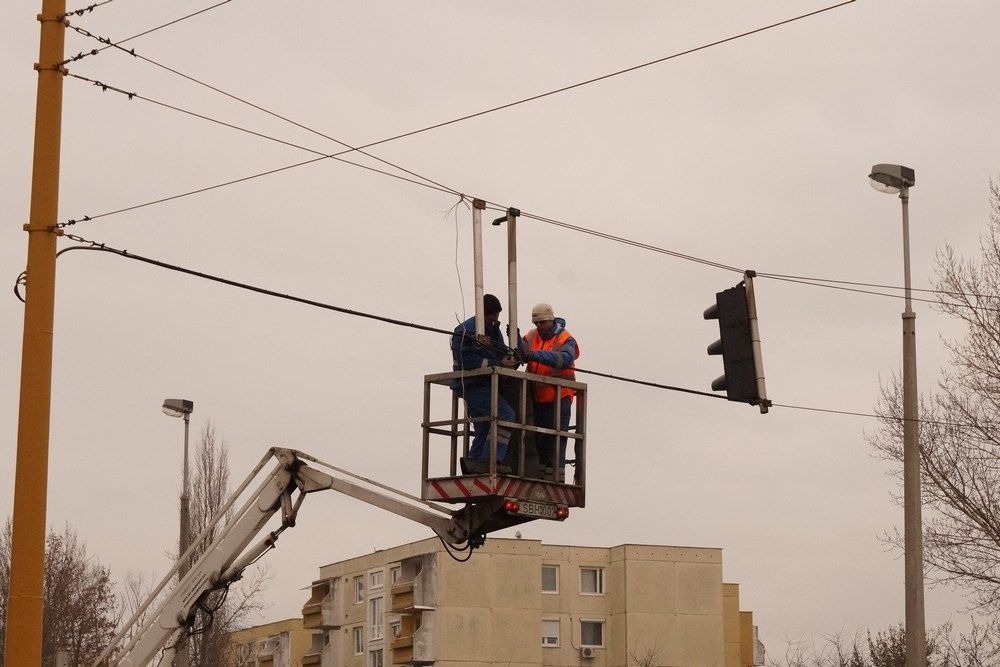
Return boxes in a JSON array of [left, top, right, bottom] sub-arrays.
[[421, 366, 587, 511]]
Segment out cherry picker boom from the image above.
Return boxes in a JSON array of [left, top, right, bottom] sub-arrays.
[[96, 446, 567, 667]]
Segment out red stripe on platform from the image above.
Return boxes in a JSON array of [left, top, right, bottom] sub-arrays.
[[454, 479, 473, 497], [473, 479, 492, 494], [430, 481, 449, 499]]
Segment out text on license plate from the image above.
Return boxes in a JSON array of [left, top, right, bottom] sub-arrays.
[[516, 500, 557, 519]]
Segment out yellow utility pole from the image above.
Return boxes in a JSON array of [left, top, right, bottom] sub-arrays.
[[6, 0, 67, 664]]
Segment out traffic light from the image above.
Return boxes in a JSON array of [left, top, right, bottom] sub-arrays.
[[704, 272, 769, 413]]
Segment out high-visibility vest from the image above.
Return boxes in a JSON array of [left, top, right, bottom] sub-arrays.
[[525, 329, 579, 403]]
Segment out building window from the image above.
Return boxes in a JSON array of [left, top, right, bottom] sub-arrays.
[[390, 619, 402, 639], [541, 565, 559, 593], [580, 619, 605, 647], [369, 648, 384, 667], [369, 596, 384, 640], [541, 619, 560, 647], [369, 569, 384, 591], [354, 575, 364, 604], [580, 567, 605, 595], [390, 565, 402, 585], [353, 626, 364, 655]]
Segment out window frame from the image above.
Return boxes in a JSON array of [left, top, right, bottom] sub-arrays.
[[390, 565, 402, 585], [541, 564, 559, 594], [352, 626, 364, 656], [368, 596, 384, 641], [368, 647, 384, 667], [369, 569, 384, 591], [580, 566, 605, 596], [541, 618, 561, 647], [353, 575, 365, 604], [580, 618, 606, 648]]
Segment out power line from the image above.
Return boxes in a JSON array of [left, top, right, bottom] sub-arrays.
[[58, 71, 1000, 310], [59, 0, 115, 21], [58, 0, 856, 225], [64, 28, 461, 198], [59, 6, 1000, 307], [757, 270, 1000, 300], [40, 233, 989, 431], [92, 0, 232, 53]]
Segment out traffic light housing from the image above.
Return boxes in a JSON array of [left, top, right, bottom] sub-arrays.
[[704, 273, 769, 412]]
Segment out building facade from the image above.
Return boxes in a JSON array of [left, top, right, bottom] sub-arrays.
[[229, 617, 320, 666], [299, 537, 764, 667]]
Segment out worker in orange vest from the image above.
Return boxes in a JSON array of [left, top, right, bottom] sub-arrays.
[[522, 303, 580, 481]]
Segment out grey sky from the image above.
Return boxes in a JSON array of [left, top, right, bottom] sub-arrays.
[[3, 0, 1000, 655]]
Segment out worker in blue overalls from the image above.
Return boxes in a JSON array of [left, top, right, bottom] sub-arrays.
[[451, 294, 519, 475]]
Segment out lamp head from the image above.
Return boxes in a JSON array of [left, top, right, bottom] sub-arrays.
[[869, 163, 915, 194], [162, 398, 194, 418]]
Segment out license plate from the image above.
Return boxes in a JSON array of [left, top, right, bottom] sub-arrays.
[[516, 500, 557, 519]]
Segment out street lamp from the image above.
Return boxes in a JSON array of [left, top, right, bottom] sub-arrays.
[[162, 397, 193, 666], [868, 163, 925, 667]]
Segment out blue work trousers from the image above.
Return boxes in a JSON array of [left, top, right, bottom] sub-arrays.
[[535, 396, 572, 468], [461, 384, 514, 461]]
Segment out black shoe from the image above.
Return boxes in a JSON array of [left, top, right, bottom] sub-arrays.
[[496, 464, 513, 475], [464, 458, 489, 474]]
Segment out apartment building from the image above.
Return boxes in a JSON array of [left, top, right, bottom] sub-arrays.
[[300, 537, 764, 667], [229, 617, 319, 666]]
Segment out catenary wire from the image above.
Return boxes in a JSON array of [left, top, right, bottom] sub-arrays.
[[63, 26, 461, 197], [57, 71, 1000, 309], [59, 0, 114, 20], [59, 6, 991, 303], [57, 1, 855, 225], [63, 73, 460, 199], [757, 270, 1000, 299], [91, 0, 231, 53], [40, 234, 990, 431]]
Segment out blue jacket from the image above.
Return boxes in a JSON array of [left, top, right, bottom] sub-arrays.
[[450, 316, 508, 392], [522, 317, 578, 370]]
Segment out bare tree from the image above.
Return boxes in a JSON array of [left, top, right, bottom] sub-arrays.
[[628, 640, 663, 666], [181, 422, 270, 665], [870, 179, 1000, 614], [0, 519, 118, 666]]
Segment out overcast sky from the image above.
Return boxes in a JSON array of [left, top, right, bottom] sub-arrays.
[[3, 0, 1000, 656]]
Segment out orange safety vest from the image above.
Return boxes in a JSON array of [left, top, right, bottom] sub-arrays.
[[525, 328, 579, 403]]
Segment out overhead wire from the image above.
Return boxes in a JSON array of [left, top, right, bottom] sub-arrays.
[[57, 0, 857, 226], [59, 0, 115, 21], [89, 0, 232, 54], [39, 234, 991, 431], [57, 0, 1000, 306], [63, 25, 462, 197], [59, 68, 1000, 310]]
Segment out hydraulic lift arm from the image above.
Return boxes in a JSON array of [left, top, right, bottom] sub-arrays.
[[98, 448, 467, 667]]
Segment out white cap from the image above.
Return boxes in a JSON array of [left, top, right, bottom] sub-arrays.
[[531, 303, 555, 323]]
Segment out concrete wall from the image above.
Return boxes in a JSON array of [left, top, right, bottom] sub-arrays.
[[296, 537, 749, 667]]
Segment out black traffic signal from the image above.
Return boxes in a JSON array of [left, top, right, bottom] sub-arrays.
[[704, 273, 769, 411]]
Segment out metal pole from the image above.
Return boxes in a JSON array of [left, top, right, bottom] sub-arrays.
[[177, 414, 191, 666], [472, 199, 486, 336], [6, 2, 66, 663], [900, 185, 926, 667], [506, 210, 519, 345]]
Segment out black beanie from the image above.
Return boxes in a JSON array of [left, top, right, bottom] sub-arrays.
[[483, 294, 502, 314]]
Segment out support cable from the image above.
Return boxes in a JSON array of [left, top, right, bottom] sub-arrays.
[[56, 1, 856, 225], [60, 73, 459, 222], [58, 0, 114, 21], [28, 235, 990, 430], [66, 0, 232, 62], [63, 27, 462, 197]]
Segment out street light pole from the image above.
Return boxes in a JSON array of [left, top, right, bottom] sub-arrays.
[[869, 164, 925, 667], [162, 398, 194, 667]]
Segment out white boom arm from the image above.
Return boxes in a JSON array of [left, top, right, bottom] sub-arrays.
[[98, 448, 464, 667]]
